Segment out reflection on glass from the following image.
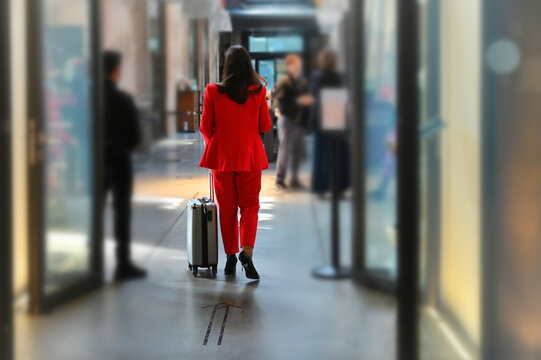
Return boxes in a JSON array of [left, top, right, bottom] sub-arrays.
[[363, 0, 397, 279], [42, 0, 94, 295], [259, 60, 276, 91], [418, 1, 480, 359]]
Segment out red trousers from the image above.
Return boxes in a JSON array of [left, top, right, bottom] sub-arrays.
[[213, 170, 262, 255]]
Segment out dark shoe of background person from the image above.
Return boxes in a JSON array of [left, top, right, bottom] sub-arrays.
[[289, 180, 304, 190], [314, 192, 327, 200], [114, 262, 147, 281], [238, 251, 260, 280], [275, 180, 288, 190], [224, 254, 238, 275]]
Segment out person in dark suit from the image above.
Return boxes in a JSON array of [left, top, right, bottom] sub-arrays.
[[272, 54, 313, 190], [103, 51, 146, 281], [309, 48, 351, 196]]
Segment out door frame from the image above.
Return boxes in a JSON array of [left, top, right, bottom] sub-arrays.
[[353, 0, 422, 355], [396, 0, 421, 358], [1, 0, 13, 357], [419, 0, 443, 308], [26, 0, 104, 314]]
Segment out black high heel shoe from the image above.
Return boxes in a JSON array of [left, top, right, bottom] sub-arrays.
[[224, 254, 238, 275], [238, 251, 260, 280]]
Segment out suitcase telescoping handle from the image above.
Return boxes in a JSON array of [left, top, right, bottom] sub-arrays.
[[209, 169, 215, 202]]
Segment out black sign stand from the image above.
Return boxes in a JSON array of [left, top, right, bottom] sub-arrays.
[[313, 133, 352, 279]]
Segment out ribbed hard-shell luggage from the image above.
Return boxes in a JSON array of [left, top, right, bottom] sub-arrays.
[[187, 171, 218, 276]]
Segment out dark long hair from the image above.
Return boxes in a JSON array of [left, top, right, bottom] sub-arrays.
[[217, 45, 267, 104]]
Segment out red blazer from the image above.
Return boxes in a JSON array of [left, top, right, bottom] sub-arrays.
[[199, 83, 272, 171]]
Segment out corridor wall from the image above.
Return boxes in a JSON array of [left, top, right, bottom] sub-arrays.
[[101, 0, 150, 104]]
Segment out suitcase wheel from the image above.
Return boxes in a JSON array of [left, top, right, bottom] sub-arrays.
[[192, 266, 198, 277], [212, 265, 217, 276]]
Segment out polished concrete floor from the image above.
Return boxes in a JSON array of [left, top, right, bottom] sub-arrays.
[[14, 133, 464, 360]]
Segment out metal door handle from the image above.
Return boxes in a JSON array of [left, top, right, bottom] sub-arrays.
[[29, 118, 46, 165]]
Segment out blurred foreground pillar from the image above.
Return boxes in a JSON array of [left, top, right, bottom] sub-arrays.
[[1, 0, 13, 358], [482, 0, 541, 358]]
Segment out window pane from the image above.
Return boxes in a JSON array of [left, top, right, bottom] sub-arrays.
[[267, 36, 304, 53], [364, 0, 397, 280], [42, 0, 95, 295], [249, 36, 304, 53], [249, 37, 267, 52], [258, 60, 275, 91]]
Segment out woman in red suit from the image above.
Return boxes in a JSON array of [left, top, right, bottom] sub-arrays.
[[199, 45, 272, 280]]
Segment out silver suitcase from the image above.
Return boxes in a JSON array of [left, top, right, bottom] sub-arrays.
[[187, 171, 218, 276]]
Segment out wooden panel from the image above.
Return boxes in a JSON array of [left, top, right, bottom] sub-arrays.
[[177, 90, 199, 132]]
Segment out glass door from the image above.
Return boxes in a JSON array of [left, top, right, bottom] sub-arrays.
[[363, 0, 398, 283], [252, 58, 283, 93], [258, 59, 277, 91], [28, 0, 102, 313]]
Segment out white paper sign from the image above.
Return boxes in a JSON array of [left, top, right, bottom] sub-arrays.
[[320, 88, 348, 131]]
